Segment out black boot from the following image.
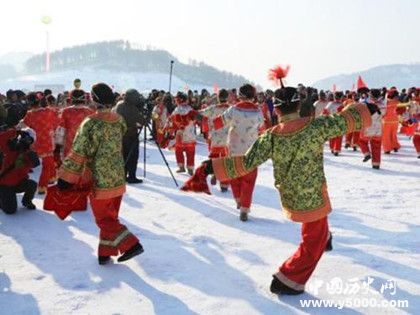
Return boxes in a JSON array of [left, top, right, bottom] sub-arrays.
[[362, 155, 371, 162], [393, 148, 398, 152], [353, 146, 357, 151], [126, 177, 143, 184], [344, 143, 350, 149], [118, 242, 144, 262], [372, 165, 380, 170], [333, 152, 339, 156], [98, 256, 112, 265], [270, 276, 304, 295], [221, 187, 228, 193], [22, 200, 36, 210], [384, 151, 391, 154], [239, 211, 248, 222], [325, 233, 333, 252]]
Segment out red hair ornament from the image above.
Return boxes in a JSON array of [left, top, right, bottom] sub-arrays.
[[268, 65, 290, 88]]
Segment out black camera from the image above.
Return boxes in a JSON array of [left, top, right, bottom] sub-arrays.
[[8, 130, 35, 152]]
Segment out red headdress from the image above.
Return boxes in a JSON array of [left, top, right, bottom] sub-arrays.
[[268, 65, 290, 88]]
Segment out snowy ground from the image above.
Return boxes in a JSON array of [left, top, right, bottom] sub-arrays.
[[1, 135, 419, 315]]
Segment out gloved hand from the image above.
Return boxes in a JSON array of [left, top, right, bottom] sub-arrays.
[[57, 178, 72, 190], [202, 159, 214, 175]]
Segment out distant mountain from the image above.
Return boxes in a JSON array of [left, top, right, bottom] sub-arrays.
[[19, 40, 251, 90], [0, 52, 34, 70], [0, 69, 209, 94], [313, 64, 420, 90], [0, 52, 34, 81]]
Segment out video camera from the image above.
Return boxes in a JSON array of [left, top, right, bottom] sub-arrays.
[[8, 130, 35, 152], [137, 92, 159, 125]]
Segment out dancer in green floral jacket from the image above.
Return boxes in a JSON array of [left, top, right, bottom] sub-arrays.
[[193, 86, 376, 295], [58, 83, 143, 265]]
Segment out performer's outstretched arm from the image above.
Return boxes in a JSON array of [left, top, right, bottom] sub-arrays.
[[212, 131, 273, 182]]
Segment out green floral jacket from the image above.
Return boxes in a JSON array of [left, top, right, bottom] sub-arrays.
[[213, 104, 372, 223], [59, 110, 127, 199]]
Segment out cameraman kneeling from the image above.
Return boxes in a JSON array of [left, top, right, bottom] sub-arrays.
[[0, 109, 39, 214]]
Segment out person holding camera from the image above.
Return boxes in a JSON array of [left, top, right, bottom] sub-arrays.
[[113, 89, 147, 184], [0, 107, 39, 215]]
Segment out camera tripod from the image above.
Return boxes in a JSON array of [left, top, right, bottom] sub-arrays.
[[125, 122, 178, 187]]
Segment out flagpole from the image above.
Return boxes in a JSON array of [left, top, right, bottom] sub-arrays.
[[46, 30, 50, 72], [41, 15, 52, 73]]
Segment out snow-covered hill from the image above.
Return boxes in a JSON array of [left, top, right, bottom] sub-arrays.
[[0, 135, 419, 315], [0, 69, 211, 94], [313, 64, 420, 90]]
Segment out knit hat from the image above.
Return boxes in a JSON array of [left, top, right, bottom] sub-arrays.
[[334, 91, 344, 100], [124, 89, 142, 105], [387, 89, 399, 100], [218, 89, 229, 103], [175, 92, 188, 102], [5, 106, 20, 126], [26, 92, 42, 107], [91, 83, 115, 106], [239, 84, 256, 100], [273, 87, 299, 107], [370, 89, 381, 99], [69, 89, 86, 105]]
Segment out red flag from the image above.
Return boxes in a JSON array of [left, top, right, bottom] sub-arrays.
[[213, 84, 219, 94], [357, 76, 367, 90], [180, 164, 211, 195]]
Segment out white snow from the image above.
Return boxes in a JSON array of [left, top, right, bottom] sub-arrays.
[[0, 69, 211, 94], [1, 135, 419, 315]]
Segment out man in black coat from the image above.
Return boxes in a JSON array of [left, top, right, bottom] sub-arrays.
[[113, 89, 146, 184]]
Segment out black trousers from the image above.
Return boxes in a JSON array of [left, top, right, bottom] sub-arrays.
[[123, 135, 139, 179], [0, 179, 37, 214]]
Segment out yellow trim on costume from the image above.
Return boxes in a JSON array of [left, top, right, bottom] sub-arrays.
[[100, 229, 131, 247], [282, 183, 332, 223], [93, 185, 126, 199]]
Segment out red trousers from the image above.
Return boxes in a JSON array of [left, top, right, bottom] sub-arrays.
[[414, 135, 420, 155], [156, 132, 165, 148], [382, 122, 401, 152], [231, 168, 258, 211], [175, 144, 195, 168], [329, 136, 343, 153], [90, 196, 139, 257], [275, 216, 329, 291], [38, 155, 55, 188], [359, 137, 382, 166], [209, 146, 229, 188], [345, 132, 360, 148]]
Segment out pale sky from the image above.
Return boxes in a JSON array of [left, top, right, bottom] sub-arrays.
[[1, 0, 419, 87]]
